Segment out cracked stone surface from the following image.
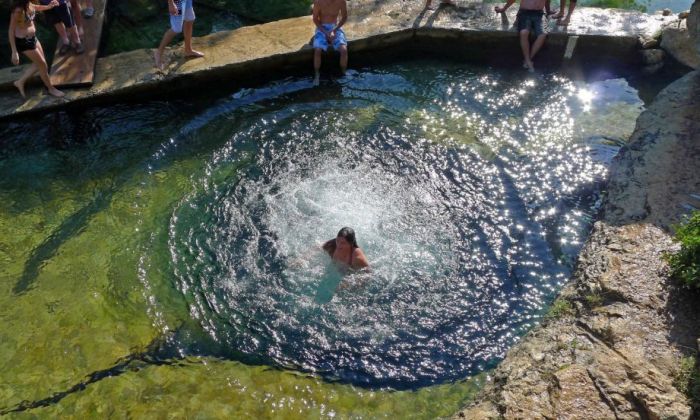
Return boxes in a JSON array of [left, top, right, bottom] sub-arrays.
[[455, 70, 700, 419]]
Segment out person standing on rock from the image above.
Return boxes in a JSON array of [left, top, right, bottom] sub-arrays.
[[154, 0, 204, 71], [312, 0, 348, 86], [8, 0, 65, 98], [495, 0, 547, 72], [39, 0, 84, 54], [546, 0, 576, 26]]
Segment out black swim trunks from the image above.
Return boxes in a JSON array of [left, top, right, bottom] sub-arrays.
[[516, 9, 545, 37], [42, 1, 75, 28], [15, 36, 37, 52]]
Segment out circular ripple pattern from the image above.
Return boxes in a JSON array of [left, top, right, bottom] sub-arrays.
[[157, 65, 642, 388]]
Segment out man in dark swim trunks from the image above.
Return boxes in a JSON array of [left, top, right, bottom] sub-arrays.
[[495, 0, 547, 72], [322, 227, 369, 271]]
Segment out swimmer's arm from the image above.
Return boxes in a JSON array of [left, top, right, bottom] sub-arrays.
[[494, 0, 515, 13], [287, 243, 326, 269], [353, 248, 369, 269]]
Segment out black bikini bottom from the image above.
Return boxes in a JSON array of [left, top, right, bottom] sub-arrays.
[[15, 36, 37, 52]]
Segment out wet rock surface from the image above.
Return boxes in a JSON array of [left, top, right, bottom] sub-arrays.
[[456, 70, 700, 419], [0, 0, 677, 120]]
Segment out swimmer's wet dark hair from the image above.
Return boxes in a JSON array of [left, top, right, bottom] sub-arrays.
[[337, 227, 358, 248]]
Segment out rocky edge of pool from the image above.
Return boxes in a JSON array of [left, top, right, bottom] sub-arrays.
[[0, 0, 699, 418]]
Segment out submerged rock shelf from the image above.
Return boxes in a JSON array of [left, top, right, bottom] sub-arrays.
[[0, 0, 676, 120]]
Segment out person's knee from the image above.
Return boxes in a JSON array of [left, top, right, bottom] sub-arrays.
[[36, 58, 48, 71], [519, 30, 530, 38], [339, 45, 348, 56], [314, 48, 323, 56]]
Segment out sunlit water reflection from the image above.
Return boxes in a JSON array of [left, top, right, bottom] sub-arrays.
[[130, 63, 644, 389]]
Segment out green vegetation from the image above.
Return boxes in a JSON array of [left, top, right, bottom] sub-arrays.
[[546, 299, 575, 319], [585, 292, 604, 308], [583, 0, 647, 12], [673, 356, 700, 411], [666, 211, 700, 289]]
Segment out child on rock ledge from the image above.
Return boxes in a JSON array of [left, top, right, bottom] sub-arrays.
[[154, 0, 204, 71], [495, 0, 547, 73]]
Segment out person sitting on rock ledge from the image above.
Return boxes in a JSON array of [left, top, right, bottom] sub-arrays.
[[312, 0, 348, 86], [495, 0, 547, 72], [154, 0, 204, 71]]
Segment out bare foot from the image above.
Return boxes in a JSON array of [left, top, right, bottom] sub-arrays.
[[13, 80, 26, 99], [524, 60, 535, 73], [153, 49, 164, 70], [557, 17, 570, 26], [184, 49, 204, 58], [312, 74, 320, 87], [48, 87, 65, 97]]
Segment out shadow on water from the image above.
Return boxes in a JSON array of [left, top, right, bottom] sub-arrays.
[[0, 330, 191, 415], [13, 182, 119, 295]]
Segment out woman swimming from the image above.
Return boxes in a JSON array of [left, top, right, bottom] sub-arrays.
[[8, 0, 65, 98], [322, 227, 369, 270]]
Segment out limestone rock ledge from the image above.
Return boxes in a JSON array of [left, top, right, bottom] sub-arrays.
[[455, 71, 700, 419], [661, 0, 700, 69]]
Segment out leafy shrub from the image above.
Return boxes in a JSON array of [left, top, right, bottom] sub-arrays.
[[673, 356, 700, 411], [666, 211, 700, 289], [585, 292, 603, 308], [546, 299, 575, 319]]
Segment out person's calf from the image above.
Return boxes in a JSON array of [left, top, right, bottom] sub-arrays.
[[339, 46, 348, 74], [529, 34, 547, 59], [313, 48, 323, 86], [313, 48, 323, 71]]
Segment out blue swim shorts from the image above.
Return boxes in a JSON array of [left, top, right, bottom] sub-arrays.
[[170, 0, 195, 33], [313, 23, 347, 51]]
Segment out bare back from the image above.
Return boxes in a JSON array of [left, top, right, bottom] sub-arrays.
[[313, 0, 347, 24], [519, 0, 546, 11]]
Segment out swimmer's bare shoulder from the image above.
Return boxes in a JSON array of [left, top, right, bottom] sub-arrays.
[[352, 248, 369, 269]]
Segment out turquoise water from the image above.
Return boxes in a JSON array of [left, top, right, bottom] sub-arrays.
[[0, 60, 644, 415]]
